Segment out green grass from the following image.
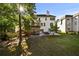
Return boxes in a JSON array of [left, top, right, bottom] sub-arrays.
[[28, 35, 79, 56], [0, 34, 79, 56]]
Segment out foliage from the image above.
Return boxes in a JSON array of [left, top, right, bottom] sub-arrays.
[[22, 3, 36, 32], [0, 3, 36, 55], [50, 21, 58, 32], [0, 3, 36, 39], [0, 4, 18, 40]]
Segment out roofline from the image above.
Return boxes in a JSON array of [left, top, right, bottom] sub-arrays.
[[60, 15, 73, 19], [58, 15, 73, 22], [36, 14, 56, 17]]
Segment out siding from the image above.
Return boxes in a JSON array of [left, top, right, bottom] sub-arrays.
[[37, 16, 55, 32]]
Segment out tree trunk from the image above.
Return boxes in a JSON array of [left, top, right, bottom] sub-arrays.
[[17, 13, 23, 56]]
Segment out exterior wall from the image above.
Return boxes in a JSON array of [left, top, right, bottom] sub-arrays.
[[60, 19, 66, 33], [57, 19, 66, 33], [37, 16, 55, 32], [57, 16, 73, 33], [73, 15, 79, 32], [58, 14, 79, 33], [73, 17, 78, 32], [66, 17, 73, 32], [78, 16, 79, 32], [57, 20, 61, 31]]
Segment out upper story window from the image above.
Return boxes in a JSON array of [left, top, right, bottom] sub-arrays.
[[41, 23, 43, 26], [45, 17, 47, 21], [44, 23, 46, 26], [67, 19, 70, 20], [68, 28, 70, 31], [75, 21, 77, 25], [50, 17, 55, 20], [61, 19, 63, 25], [41, 23, 46, 26], [38, 18, 40, 22], [67, 23, 70, 26]]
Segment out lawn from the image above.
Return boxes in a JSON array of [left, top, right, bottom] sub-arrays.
[[28, 34, 79, 56], [0, 34, 79, 56]]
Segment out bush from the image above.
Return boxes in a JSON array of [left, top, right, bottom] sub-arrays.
[[7, 32, 18, 38], [0, 32, 18, 41], [0, 33, 9, 41], [67, 32, 76, 35]]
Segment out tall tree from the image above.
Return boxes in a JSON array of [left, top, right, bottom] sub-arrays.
[[22, 3, 36, 32], [16, 3, 36, 56], [0, 3, 36, 55], [50, 21, 58, 33], [0, 4, 18, 40]]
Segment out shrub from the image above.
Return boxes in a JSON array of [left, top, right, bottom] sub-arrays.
[[67, 32, 76, 35], [7, 32, 18, 38], [0, 32, 18, 41], [0, 33, 9, 41]]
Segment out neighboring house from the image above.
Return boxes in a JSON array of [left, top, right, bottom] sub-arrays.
[[37, 14, 56, 33], [57, 15, 73, 33], [73, 13, 79, 33]]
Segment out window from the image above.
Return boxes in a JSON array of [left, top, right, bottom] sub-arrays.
[[41, 23, 46, 26], [41, 23, 43, 26], [44, 23, 46, 26], [45, 17, 47, 21], [50, 17, 55, 20], [67, 19, 69, 20], [38, 18, 40, 22], [75, 21, 77, 25], [40, 29, 44, 32], [61, 20, 62, 25], [67, 23, 70, 26], [68, 28, 70, 31]]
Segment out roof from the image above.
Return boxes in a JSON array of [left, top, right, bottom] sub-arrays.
[[60, 15, 73, 19], [36, 14, 56, 17], [65, 15, 73, 17], [58, 15, 73, 22]]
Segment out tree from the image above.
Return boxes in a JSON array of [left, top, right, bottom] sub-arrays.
[[22, 3, 36, 33], [0, 4, 18, 41], [50, 21, 58, 33], [0, 3, 36, 55], [16, 3, 36, 56]]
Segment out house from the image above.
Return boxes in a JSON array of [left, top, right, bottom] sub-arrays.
[[37, 14, 56, 33], [73, 13, 79, 33], [57, 15, 73, 33], [15, 11, 56, 34]]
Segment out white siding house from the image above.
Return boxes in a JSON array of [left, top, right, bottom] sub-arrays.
[[37, 14, 56, 33], [57, 15, 73, 33], [57, 18, 66, 33], [73, 13, 79, 33]]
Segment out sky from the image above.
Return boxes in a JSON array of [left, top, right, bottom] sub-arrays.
[[36, 3, 79, 19]]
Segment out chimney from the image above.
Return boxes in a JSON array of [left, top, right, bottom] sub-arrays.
[[46, 10, 50, 15]]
